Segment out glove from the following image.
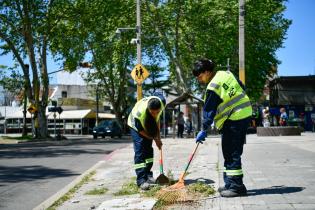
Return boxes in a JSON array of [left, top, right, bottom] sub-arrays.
[[196, 130, 207, 144]]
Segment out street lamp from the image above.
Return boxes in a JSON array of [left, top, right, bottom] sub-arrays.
[[116, 0, 142, 101], [239, 0, 245, 84]]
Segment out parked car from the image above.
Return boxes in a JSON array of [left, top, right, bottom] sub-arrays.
[[92, 119, 122, 139]]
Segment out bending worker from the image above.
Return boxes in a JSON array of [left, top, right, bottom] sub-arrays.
[[127, 93, 166, 190], [192, 58, 252, 197]]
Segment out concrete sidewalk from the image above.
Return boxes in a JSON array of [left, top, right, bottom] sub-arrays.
[[40, 132, 315, 210]]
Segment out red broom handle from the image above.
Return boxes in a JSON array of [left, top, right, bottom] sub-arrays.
[[183, 142, 200, 175]]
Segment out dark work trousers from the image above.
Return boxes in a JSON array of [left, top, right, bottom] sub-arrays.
[[221, 117, 250, 191], [130, 128, 154, 186], [177, 124, 184, 138]]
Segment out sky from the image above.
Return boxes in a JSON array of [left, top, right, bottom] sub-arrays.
[[276, 0, 315, 76], [0, 0, 314, 80]]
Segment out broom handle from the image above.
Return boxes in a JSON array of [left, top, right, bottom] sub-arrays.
[[159, 148, 164, 174], [183, 142, 200, 176]]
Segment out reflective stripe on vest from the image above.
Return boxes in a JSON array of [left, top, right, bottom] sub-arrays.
[[134, 162, 146, 169], [145, 158, 154, 164], [127, 96, 165, 132], [206, 71, 252, 130], [224, 169, 243, 176]]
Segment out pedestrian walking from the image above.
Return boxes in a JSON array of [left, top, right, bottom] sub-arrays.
[[127, 93, 166, 190], [192, 58, 252, 197]]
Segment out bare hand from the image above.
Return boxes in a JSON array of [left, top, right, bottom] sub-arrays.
[[154, 138, 163, 150]]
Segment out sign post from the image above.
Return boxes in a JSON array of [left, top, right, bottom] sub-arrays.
[[27, 104, 37, 137], [131, 64, 150, 101]]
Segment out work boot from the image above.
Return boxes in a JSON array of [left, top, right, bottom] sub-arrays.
[[218, 186, 227, 193], [139, 182, 151, 191], [139, 181, 157, 191], [220, 186, 247, 197], [147, 176, 155, 184]]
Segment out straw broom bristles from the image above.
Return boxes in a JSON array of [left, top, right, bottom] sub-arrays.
[[156, 187, 188, 204], [155, 173, 191, 204], [156, 143, 201, 204]]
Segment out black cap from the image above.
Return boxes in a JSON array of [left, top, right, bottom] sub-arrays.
[[193, 59, 215, 76]]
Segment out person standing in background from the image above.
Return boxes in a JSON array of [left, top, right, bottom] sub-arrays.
[[279, 107, 288, 126], [177, 111, 185, 138]]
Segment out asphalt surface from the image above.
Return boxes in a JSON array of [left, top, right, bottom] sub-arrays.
[[0, 136, 131, 210]]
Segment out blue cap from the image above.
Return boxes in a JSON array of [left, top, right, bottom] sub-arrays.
[[153, 92, 166, 106]]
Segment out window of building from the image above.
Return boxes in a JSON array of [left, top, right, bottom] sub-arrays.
[[61, 91, 67, 98]]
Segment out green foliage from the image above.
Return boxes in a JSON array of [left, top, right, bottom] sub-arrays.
[[2, 135, 33, 141], [113, 177, 139, 196], [187, 182, 215, 197], [50, 0, 137, 125], [85, 187, 108, 195], [47, 170, 96, 210], [142, 185, 162, 197], [143, 64, 170, 96], [0, 67, 24, 96], [143, 0, 291, 100]]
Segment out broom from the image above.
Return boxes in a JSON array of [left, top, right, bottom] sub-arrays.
[[155, 147, 170, 185], [156, 142, 200, 203]]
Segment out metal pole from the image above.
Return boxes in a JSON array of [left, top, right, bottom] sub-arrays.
[[4, 96, 6, 134], [31, 113, 34, 138], [136, 0, 142, 101], [54, 112, 56, 138], [96, 84, 99, 126], [163, 91, 166, 138], [239, 0, 245, 84], [136, 0, 141, 65]]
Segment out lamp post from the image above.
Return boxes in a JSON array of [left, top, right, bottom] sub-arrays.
[[96, 83, 99, 126], [136, 0, 142, 101], [116, 0, 142, 101], [239, 0, 245, 84]]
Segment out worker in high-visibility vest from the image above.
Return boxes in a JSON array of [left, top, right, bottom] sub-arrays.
[[127, 93, 166, 190], [192, 58, 252, 197]]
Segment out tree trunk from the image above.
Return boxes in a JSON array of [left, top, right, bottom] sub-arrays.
[[37, 104, 48, 138]]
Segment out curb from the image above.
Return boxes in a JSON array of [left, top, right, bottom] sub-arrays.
[[33, 160, 105, 210], [33, 144, 130, 210]]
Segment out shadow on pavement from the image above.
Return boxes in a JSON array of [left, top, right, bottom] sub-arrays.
[[184, 178, 215, 185], [247, 185, 305, 196], [0, 165, 79, 184], [0, 137, 131, 159], [0, 147, 113, 159]]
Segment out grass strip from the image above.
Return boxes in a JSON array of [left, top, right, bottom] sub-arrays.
[[187, 181, 215, 197], [85, 187, 108, 195], [47, 170, 96, 210], [113, 177, 139, 196]]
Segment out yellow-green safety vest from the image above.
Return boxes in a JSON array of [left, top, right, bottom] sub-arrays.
[[205, 71, 252, 130], [127, 96, 165, 132]]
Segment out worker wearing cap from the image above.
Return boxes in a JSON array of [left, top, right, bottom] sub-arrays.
[[127, 93, 166, 190], [192, 58, 252, 197]]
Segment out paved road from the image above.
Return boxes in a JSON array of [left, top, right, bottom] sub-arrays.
[[0, 136, 131, 210]]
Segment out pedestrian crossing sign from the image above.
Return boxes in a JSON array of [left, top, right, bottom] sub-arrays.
[[131, 64, 150, 84], [27, 104, 37, 114]]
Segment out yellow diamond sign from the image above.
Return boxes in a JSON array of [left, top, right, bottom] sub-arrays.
[[27, 104, 37, 114], [131, 64, 150, 84]]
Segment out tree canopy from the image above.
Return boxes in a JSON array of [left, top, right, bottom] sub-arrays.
[[1, 0, 291, 133]]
